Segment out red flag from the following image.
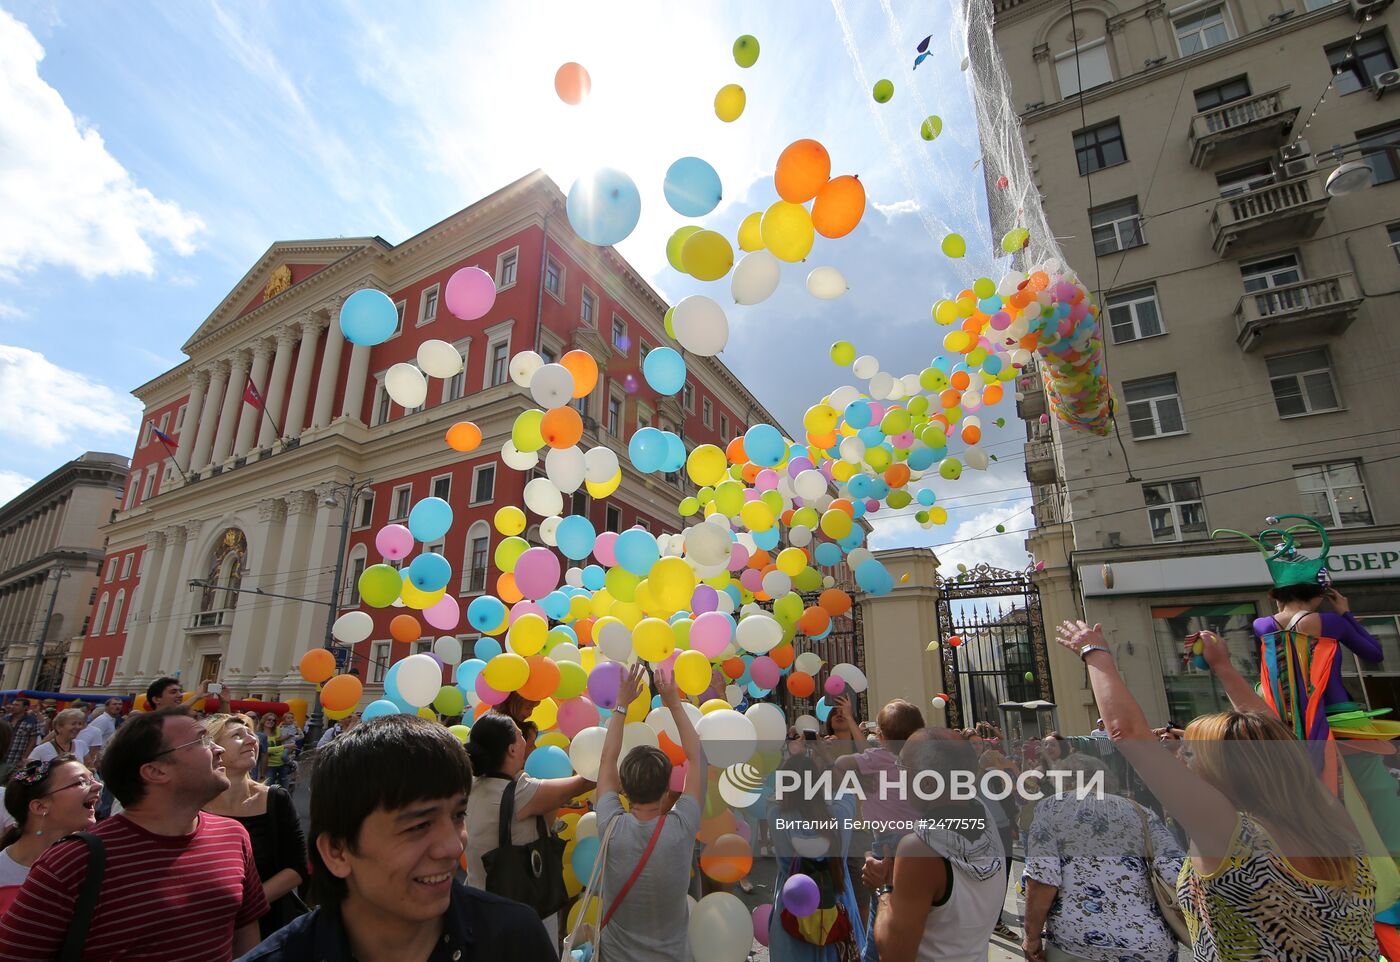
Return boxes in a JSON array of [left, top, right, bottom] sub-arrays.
[[242, 378, 264, 410]]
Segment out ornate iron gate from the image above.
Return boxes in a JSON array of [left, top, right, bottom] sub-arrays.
[[936, 564, 1050, 730]]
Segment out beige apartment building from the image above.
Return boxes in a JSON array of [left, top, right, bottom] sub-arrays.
[[980, 0, 1400, 733]]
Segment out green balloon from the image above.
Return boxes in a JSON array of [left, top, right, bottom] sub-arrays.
[[887, 490, 912, 510], [358, 564, 402, 608], [1024, 671, 1034, 682], [733, 35, 760, 68], [995, 524, 1006, 533], [433, 685, 465, 716], [873, 79, 894, 103], [920, 115, 943, 141], [939, 457, 963, 481], [830, 341, 856, 366]]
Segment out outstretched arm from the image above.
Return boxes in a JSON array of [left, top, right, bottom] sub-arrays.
[[1324, 588, 1384, 662], [596, 664, 647, 798], [1193, 630, 1273, 716], [655, 668, 706, 799]]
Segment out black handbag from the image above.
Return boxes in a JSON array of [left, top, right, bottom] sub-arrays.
[[480, 774, 568, 919]]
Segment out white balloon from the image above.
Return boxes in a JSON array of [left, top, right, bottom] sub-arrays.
[[794, 651, 823, 675], [805, 266, 848, 299], [530, 363, 575, 409], [621, 721, 660, 757], [730, 250, 781, 305], [685, 522, 731, 566], [932, 695, 948, 709], [510, 350, 543, 387], [396, 654, 441, 708], [832, 662, 869, 693], [724, 684, 744, 706], [576, 810, 598, 840], [822, 575, 836, 588], [794, 714, 820, 734], [433, 636, 462, 665], [788, 525, 813, 547], [839, 436, 866, 464], [794, 470, 827, 501], [672, 295, 729, 357], [384, 363, 428, 408], [569, 726, 608, 780], [745, 701, 788, 745], [597, 620, 633, 662], [523, 476, 563, 516], [689, 893, 753, 962], [716, 591, 736, 614], [333, 611, 374, 645], [550, 641, 581, 664], [828, 385, 860, 410], [846, 548, 874, 572], [901, 373, 923, 396], [583, 445, 619, 483], [761, 570, 791, 597], [539, 515, 561, 546], [500, 439, 539, 471], [565, 567, 584, 588], [545, 446, 586, 493], [416, 339, 463, 379], [735, 613, 782, 654], [868, 371, 894, 399], [965, 446, 990, 471], [852, 355, 879, 379], [695, 710, 758, 768], [645, 702, 702, 741]]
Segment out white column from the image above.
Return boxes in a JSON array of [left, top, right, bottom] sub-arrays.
[[340, 344, 371, 422], [286, 485, 341, 686], [135, 525, 187, 679], [256, 491, 315, 687], [284, 317, 324, 439], [226, 498, 284, 680], [259, 328, 297, 448], [190, 362, 227, 472], [211, 351, 250, 465], [234, 342, 273, 458], [157, 521, 204, 677], [176, 371, 208, 475], [112, 531, 165, 687], [311, 311, 345, 430]]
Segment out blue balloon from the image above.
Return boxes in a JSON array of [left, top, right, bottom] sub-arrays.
[[851, 502, 867, 520], [339, 289, 399, 346], [723, 584, 743, 608], [857, 426, 886, 448], [855, 558, 894, 595], [815, 542, 843, 567], [361, 699, 400, 721], [556, 515, 597, 561], [629, 427, 668, 473], [566, 168, 642, 247], [455, 658, 486, 689], [407, 552, 452, 591], [744, 424, 787, 468], [815, 697, 833, 722], [840, 528, 865, 551], [847, 475, 871, 499], [548, 625, 578, 647], [407, 497, 453, 542], [867, 479, 890, 500], [747, 682, 771, 698], [524, 744, 573, 779], [614, 528, 659, 576], [474, 636, 503, 660], [467, 595, 506, 632], [383, 662, 404, 702], [751, 527, 780, 551], [662, 156, 723, 216], [582, 565, 606, 591], [643, 347, 686, 395], [660, 432, 686, 473], [571, 835, 601, 881], [917, 488, 937, 506], [540, 591, 571, 620], [908, 448, 936, 471], [844, 400, 872, 429]]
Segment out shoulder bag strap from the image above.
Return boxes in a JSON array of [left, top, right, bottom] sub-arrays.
[[58, 831, 106, 962], [564, 812, 621, 954], [599, 809, 667, 929], [496, 776, 518, 851]]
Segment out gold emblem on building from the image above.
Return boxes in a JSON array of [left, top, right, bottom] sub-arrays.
[[263, 265, 293, 300]]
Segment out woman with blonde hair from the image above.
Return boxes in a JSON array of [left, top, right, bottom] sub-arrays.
[[1057, 620, 1376, 961], [26, 708, 93, 766]]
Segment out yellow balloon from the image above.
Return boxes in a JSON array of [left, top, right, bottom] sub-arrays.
[[611, 601, 644, 629], [483, 653, 529, 692], [675, 650, 712, 696], [941, 233, 966, 258], [633, 618, 676, 662], [563, 860, 583, 898], [791, 506, 819, 529], [529, 697, 558, 730], [494, 506, 526, 536], [929, 506, 949, 524], [400, 575, 447, 611], [485, 610, 510, 636], [760, 200, 815, 263], [803, 404, 839, 435], [417, 707, 438, 720], [511, 409, 546, 452], [634, 578, 663, 618], [568, 895, 601, 932], [585, 469, 622, 499], [508, 613, 548, 656], [605, 566, 641, 602], [687, 444, 728, 486], [666, 226, 702, 272], [538, 731, 570, 751], [680, 230, 734, 282], [589, 588, 615, 618], [626, 687, 650, 723], [700, 698, 731, 715], [933, 299, 959, 326], [737, 211, 764, 252], [579, 646, 598, 673], [740, 500, 775, 532], [820, 509, 853, 539], [649, 557, 696, 612], [714, 83, 746, 122], [776, 547, 807, 577]]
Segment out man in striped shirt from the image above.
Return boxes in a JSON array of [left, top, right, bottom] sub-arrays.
[[0, 706, 267, 961]]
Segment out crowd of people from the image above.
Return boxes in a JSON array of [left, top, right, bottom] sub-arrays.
[[0, 582, 1388, 961]]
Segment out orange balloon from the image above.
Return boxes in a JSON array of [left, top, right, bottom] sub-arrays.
[[519, 655, 561, 701], [658, 730, 687, 766], [811, 175, 866, 238], [560, 350, 598, 398], [884, 464, 911, 488], [951, 371, 971, 391], [799, 606, 832, 636], [774, 139, 831, 204], [700, 834, 754, 883], [939, 389, 960, 409], [541, 406, 584, 448], [300, 648, 336, 684], [474, 700, 492, 720], [390, 614, 421, 644], [321, 674, 363, 712], [747, 549, 770, 570], [740, 463, 762, 484], [725, 436, 748, 463], [819, 588, 853, 616], [697, 809, 738, 844], [134, 694, 150, 712], [983, 384, 1004, 405], [961, 425, 982, 445], [787, 672, 816, 698], [722, 657, 746, 679], [770, 643, 796, 670], [829, 498, 855, 517], [446, 421, 482, 452], [497, 572, 524, 604], [573, 617, 594, 647], [554, 62, 592, 105]]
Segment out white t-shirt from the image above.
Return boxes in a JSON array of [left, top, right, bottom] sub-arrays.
[[464, 773, 546, 888], [80, 711, 117, 749], [27, 733, 95, 764]]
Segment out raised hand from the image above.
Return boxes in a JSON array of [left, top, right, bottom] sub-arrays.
[[1055, 620, 1107, 656], [654, 666, 682, 708], [616, 664, 648, 711]]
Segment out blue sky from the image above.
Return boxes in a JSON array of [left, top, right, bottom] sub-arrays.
[[0, 0, 1034, 573]]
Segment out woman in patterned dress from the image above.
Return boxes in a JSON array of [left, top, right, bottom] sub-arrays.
[[1057, 620, 1376, 962]]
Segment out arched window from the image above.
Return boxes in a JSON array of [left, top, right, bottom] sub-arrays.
[[92, 593, 109, 636], [107, 589, 125, 634], [462, 521, 491, 594], [200, 528, 247, 612]]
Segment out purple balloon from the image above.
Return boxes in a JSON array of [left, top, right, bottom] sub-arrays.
[[513, 547, 561, 601], [588, 661, 624, 710], [375, 524, 414, 561], [444, 266, 497, 321], [787, 457, 814, 478], [691, 584, 719, 614], [751, 656, 779, 690], [783, 873, 820, 916]]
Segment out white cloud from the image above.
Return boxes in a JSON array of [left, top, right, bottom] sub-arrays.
[[0, 345, 140, 447], [873, 199, 920, 215], [0, 10, 202, 278], [0, 302, 24, 320], [0, 469, 34, 506]]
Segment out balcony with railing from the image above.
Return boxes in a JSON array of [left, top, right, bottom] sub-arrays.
[[1031, 484, 1063, 527], [1016, 371, 1046, 419], [189, 608, 233, 630], [1189, 88, 1298, 168], [1025, 440, 1057, 484], [1234, 273, 1362, 352], [1211, 173, 1329, 257]]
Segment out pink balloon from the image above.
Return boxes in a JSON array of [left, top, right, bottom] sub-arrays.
[[475, 674, 508, 705], [509, 600, 546, 623], [755, 469, 779, 491], [824, 675, 847, 697], [593, 531, 619, 567], [691, 611, 733, 658], [444, 266, 497, 321], [728, 542, 749, 571], [753, 904, 773, 947], [691, 585, 719, 614], [893, 431, 916, 449], [751, 656, 779, 690], [669, 762, 688, 793], [513, 547, 561, 600], [557, 696, 599, 738], [375, 524, 414, 560], [424, 594, 460, 631], [740, 569, 763, 593]]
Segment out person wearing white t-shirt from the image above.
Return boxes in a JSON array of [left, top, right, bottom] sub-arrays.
[[26, 708, 94, 767]]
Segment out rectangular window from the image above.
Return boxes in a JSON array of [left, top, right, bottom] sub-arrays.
[[393, 301, 406, 337], [490, 342, 510, 387], [1194, 76, 1250, 112], [497, 249, 518, 289], [174, 403, 187, 434], [1389, 224, 1400, 264], [431, 474, 452, 502], [139, 420, 152, 448], [413, 639, 433, 657], [605, 505, 622, 533], [469, 535, 489, 592], [1154, 602, 1261, 721], [472, 465, 496, 504], [682, 381, 694, 413], [120, 554, 133, 579], [607, 391, 623, 437], [1268, 349, 1341, 418], [141, 471, 156, 502], [1294, 461, 1373, 528], [1106, 286, 1164, 343], [1328, 33, 1397, 96], [348, 556, 366, 605], [636, 405, 651, 430], [570, 490, 589, 517], [1055, 40, 1113, 98], [106, 593, 123, 634], [105, 559, 116, 583], [544, 257, 563, 299], [373, 380, 391, 426], [124, 474, 140, 510], [581, 289, 597, 326], [635, 518, 651, 533], [540, 346, 557, 365], [1174, 4, 1231, 56], [573, 393, 590, 418], [1215, 159, 1274, 198], [79, 659, 93, 687], [1242, 253, 1305, 315], [357, 492, 375, 529], [1090, 198, 1144, 255], [418, 284, 440, 325], [447, 367, 465, 402], [1143, 478, 1207, 543], [158, 412, 170, 435], [1358, 123, 1400, 186], [424, 541, 444, 556], [370, 641, 391, 684], [96, 657, 109, 687], [720, 413, 730, 439], [702, 397, 713, 427], [391, 484, 412, 521], [612, 314, 628, 351], [1074, 120, 1126, 175], [1123, 374, 1186, 439], [639, 341, 651, 362]]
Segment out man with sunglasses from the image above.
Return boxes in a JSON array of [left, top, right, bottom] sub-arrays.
[[0, 706, 267, 961]]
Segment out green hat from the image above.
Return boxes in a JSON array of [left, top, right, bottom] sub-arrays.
[[1211, 514, 1331, 588]]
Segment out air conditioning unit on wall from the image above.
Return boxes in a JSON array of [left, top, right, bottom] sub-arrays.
[[1350, 0, 1393, 19], [1278, 140, 1317, 179], [1376, 68, 1400, 99]]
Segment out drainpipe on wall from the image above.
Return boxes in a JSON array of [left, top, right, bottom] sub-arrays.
[[533, 212, 551, 355]]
